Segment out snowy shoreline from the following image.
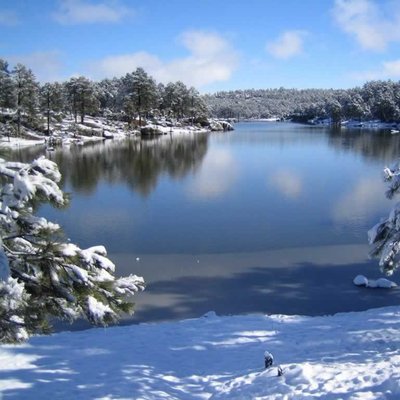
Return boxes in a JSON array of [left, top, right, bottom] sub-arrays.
[[0, 116, 233, 150], [1, 305, 399, 399]]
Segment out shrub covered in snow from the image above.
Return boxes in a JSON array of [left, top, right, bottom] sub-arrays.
[[0, 157, 144, 343]]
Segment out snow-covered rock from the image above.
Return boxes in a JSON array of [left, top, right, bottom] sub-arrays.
[[353, 274, 397, 288], [369, 278, 397, 288], [353, 274, 368, 286], [209, 120, 234, 132]]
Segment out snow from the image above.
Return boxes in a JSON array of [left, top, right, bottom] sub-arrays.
[[1, 306, 400, 399], [0, 115, 226, 152], [353, 274, 369, 286], [353, 275, 397, 288], [86, 296, 115, 324], [80, 246, 116, 272]]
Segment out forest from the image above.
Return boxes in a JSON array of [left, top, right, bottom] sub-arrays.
[[204, 81, 400, 123], [0, 59, 209, 138], [2, 57, 400, 136]]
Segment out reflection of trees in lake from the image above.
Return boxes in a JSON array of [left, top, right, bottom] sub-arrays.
[[5, 124, 400, 197], [4, 134, 209, 196], [326, 128, 400, 163]]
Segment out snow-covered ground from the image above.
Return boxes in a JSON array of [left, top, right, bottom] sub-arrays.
[[1, 305, 399, 399], [0, 116, 231, 150]]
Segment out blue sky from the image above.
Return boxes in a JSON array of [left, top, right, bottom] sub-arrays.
[[1, 0, 400, 92]]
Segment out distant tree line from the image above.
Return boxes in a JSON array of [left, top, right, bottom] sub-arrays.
[[2, 56, 400, 136], [0, 58, 208, 137], [204, 81, 400, 123]]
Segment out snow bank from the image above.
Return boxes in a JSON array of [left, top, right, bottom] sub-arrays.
[[1, 306, 400, 399]]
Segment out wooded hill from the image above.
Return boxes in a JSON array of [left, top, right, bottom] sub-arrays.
[[204, 81, 400, 123]]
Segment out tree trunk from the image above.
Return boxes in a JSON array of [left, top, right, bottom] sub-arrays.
[[47, 91, 50, 136], [80, 91, 85, 124]]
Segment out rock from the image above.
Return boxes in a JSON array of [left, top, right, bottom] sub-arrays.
[[353, 275, 368, 286], [140, 126, 163, 136], [221, 121, 234, 131], [210, 121, 223, 131], [373, 278, 397, 288], [353, 274, 397, 288], [209, 120, 234, 132]]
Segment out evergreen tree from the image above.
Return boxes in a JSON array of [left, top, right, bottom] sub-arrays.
[[187, 87, 208, 122], [11, 64, 40, 136], [162, 81, 191, 119], [96, 78, 121, 115], [40, 82, 64, 135], [369, 160, 400, 276], [0, 59, 15, 110], [0, 157, 145, 343], [65, 77, 98, 124], [122, 68, 157, 125]]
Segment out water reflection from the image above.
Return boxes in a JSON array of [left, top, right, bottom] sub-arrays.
[[327, 127, 400, 164], [221, 123, 400, 164], [332, 177, 387, 225], [5, 133, 209, 197], [4, 123, 400, 324], [268, 169, 303, 199], [186, 147, 239, 199]]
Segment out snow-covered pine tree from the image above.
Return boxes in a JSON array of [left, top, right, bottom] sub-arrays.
[[39, 82, 64, 135], [369, 161, 400, 275], [11, 64, 40, 136], [0, 59, 15, 110], [122, 68, 157, 125], [0, 157, 145, 343], [64, 77, 98, 124]]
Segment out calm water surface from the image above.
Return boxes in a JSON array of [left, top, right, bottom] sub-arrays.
[[5, 122, 400, 326]]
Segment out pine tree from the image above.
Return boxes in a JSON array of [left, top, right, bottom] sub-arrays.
[[0, 59, 15, 110], [96, 78, 121, 115], [40, 82, 64, 135], [11, 64, 40, 136], [122, 68, 157, 125], [369, 161, 400, 275], [65, 77, 98, 124], [0, 157, 145, 343]]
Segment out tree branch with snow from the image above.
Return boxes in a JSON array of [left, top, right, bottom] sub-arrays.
[[0, 156, 144, 343], [369, 160, 400, 275]]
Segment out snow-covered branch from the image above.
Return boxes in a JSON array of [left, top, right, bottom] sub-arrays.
[[369, 160, 400, 275], [0, 157, 145, 343]]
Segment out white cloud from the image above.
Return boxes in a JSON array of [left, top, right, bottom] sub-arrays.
[[187, 148, 238, 199], [353, 59, 400, 81], [0, 10, 19, 26], [53, 0, 133, 24], [90, 52, 162, 80], [332, 0, 400, 51], [88, 31, 239, 88], [266, 30, 307, 60], [269, 169, 303, 199], [7, 51, 64, 82]]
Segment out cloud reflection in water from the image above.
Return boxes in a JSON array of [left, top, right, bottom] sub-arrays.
[[186, 148, 239, 199]]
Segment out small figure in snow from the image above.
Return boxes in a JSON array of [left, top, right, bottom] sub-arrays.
[[264, 351, 273, 368]]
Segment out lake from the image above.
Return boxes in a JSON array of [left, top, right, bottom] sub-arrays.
[[5, 122, 400, 327]]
